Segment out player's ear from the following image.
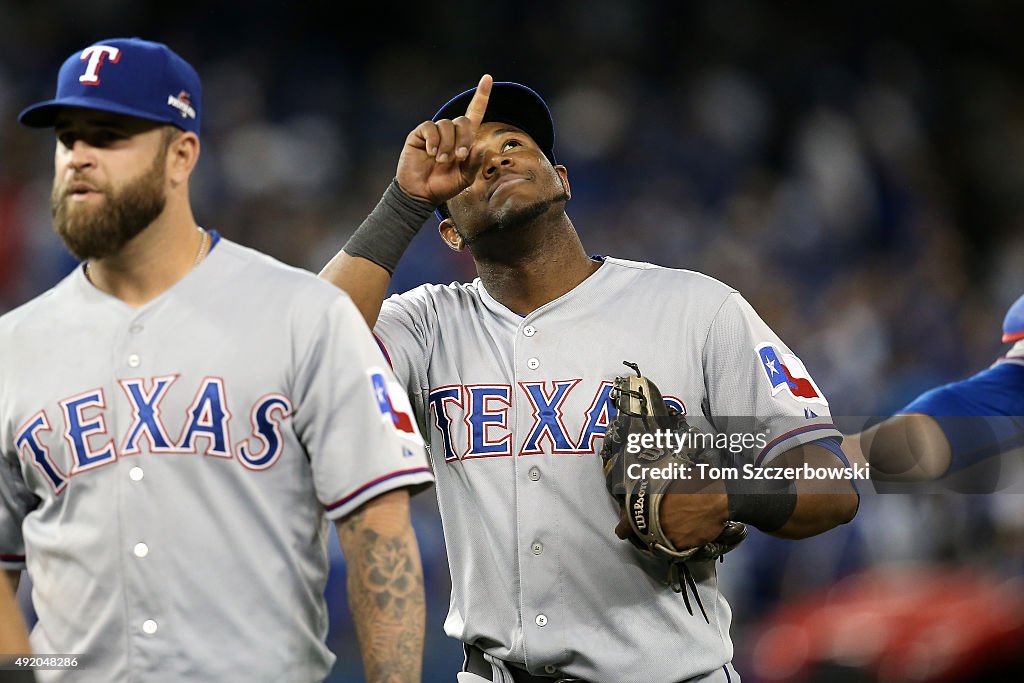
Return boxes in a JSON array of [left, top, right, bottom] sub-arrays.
[[555, 165, 571, 200], [439, 218, 465, 252], [166, 129, 199, 188]]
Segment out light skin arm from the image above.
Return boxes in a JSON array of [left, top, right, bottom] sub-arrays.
[[1, 569, 30, 657], [846, 414, 952, 481], [318, 75, 493, 328], [334, 488, 425, 683], [647, 443, 860, 548]]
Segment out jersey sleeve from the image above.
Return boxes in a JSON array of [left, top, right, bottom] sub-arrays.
[[292, 294, 432, 521], [0, 455, 35, 571], [702, 292, 843, 466], [371, 287, 437, 397]]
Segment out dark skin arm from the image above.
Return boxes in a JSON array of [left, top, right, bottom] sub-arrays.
[[335, 489, 425, 683], [623, 443, 859, 549], [766, 443, 860, 539], [319, 254, 391, 328], [318, 75, 492, 325], [320, 84, 494, 681]]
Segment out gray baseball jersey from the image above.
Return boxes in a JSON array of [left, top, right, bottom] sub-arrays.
[[0, 237, 431, 683], [373, 256, 842, 683]]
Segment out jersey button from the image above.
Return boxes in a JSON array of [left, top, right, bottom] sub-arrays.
[[528, 467, 540, 481], [535, 614, 548, 627], [127, 353, 141, 368], [129, 467, 144, 481], [531, 542, 543, 555], [129, 324, 143, 334], [142, 620, 158, 635], [133, 543, 149, 558], [544, 665, 557, 674], [527, 358, 540, 370], [523, 325, 536, 337]]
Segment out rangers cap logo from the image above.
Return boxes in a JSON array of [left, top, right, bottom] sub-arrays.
[[18, 37, 202, 135]]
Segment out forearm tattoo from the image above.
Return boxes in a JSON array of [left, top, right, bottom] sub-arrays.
[[339, 509, 425, 683]]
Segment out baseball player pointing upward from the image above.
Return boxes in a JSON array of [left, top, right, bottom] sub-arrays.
[[1, 38, 433, 682], [321, 76, 859, 681]]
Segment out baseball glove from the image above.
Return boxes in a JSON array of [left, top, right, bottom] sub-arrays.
[[601, 361, 748, 621]]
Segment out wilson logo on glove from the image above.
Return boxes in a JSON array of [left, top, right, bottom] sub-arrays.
[[601, 361, 748, 622]]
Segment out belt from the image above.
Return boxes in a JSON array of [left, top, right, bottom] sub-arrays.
[[463, 644, 726, 683], [464, 644, 584, 683]]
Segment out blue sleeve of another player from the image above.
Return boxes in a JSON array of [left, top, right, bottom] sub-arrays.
[[901, 363, 1024, 473]]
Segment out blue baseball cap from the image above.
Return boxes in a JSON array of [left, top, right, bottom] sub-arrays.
[[432, 81, 556, 219], [19, 38, 201, 135], [432, 81, 556, 164], [1003, 293, 1024, 343]]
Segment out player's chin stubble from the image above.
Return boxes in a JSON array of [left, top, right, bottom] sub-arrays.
[[51, 149, 168, 261], [458, 189, 570, 247]]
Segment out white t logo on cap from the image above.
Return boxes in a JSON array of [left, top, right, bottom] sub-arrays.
[[79, 46, 121, 85]]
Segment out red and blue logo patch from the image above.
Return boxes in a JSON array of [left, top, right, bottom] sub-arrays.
[[756, 343, 827, 405], [370, 370, 419, 436]]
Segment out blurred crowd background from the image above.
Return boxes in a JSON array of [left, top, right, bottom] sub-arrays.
[[2, 1, 1022, 681]]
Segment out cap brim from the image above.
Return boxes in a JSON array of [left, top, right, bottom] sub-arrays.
[[1003, 294, 1024, 343], [433, 82, 556, 222], [19, 96, 180, 129], [433, 82, 555, 164]]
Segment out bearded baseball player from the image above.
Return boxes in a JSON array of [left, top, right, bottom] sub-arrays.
[[320, 75, 859, 682], [845, 292, 1024, 485], [0, 38, 433, 683]]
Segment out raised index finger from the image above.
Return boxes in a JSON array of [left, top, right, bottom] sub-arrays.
[[464, 74, 493, 126]]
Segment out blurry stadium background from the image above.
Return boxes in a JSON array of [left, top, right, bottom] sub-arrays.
[[2, 1, 1022, 681]]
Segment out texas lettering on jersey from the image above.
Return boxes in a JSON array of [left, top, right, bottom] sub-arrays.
[[15, 376, 293, 494], [428, 379, 686, 461]]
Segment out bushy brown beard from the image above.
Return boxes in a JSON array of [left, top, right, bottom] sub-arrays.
[[51, 145, 168, 261]]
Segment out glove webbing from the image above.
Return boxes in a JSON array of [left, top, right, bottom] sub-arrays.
[[669, 562, 710, 623]]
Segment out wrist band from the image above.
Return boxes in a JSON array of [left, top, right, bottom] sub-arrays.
[[725, 476, 797, 533], [342, 179, 436, 274]]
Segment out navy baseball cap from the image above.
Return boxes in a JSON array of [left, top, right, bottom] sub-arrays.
[[432, 81, 556, 164], [432, 81, 556, 219], [19, 38, 201, 135]]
